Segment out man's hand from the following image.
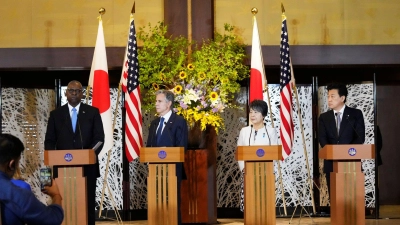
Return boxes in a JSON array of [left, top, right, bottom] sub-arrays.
[[43, 179, 62, 205]]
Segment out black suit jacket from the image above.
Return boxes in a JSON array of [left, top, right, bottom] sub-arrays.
[[318, 106, 365, 173], [146, 112, 188, 180], [44, 103, 105, 178]]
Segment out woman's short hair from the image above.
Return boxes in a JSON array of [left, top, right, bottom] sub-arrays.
[[249, 100, 269, 117]]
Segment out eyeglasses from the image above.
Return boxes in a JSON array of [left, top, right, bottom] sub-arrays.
[[67, 89, 83, 94]]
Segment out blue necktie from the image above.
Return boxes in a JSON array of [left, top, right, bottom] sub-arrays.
[[71, 108, 77, 132], [156, 117, 165, 145]]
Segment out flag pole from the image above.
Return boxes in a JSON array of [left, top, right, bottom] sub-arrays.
[[90, 8, 123, 223], [252, 7, 287, 216], [281, 3, 316, 214], [85, 87, 91, 104], [187, 0, 192, 61], [291, 65, 316, 214], [98, 83, 123, 221]]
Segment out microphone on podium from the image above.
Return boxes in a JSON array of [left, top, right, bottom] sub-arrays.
[[346, 114, 364, 144], [164, 122, 174, 145], [147, 123, 156, 147], [248, 125, 253, 146], [77, 115, 84, 149], [54, 114, 69, 150]]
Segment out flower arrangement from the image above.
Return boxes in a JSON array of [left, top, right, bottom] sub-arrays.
[[138, 22, 248, 133]]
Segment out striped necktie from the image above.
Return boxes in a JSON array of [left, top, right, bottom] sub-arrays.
[[336, 112, 341, 135]]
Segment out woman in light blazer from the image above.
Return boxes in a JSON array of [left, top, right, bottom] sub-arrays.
[[237, 100, 279, 211]]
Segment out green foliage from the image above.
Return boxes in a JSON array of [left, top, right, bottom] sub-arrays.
[[137, 21, 249, 132]]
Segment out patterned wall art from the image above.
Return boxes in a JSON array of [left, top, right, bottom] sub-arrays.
[[1, 88, 55, 204], [2, 83, 374, 212], [318, 83, 375, 207], [268, 85, 314, 208]]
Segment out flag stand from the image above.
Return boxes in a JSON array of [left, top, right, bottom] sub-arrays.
[[290, 67, 317, 215], [288, 82, 316, 224], [288, 179, 315, 224], [288, 49, 316, 214]]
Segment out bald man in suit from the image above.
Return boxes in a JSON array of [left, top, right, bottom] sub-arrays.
[[44, 80, 104, 225]]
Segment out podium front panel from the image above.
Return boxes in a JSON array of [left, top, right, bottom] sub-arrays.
[[140, 147, 184, 163], [236, 145, 282, 161], [56, 167, 88, 225], [147, 164, 178, 225], [319, 144, 375, 160], [44, 149, 96, 166]]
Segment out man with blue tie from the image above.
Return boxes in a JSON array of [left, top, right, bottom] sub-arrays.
[[44, 80, 105, 225], [318, 83, 365, 196], [146, 89, 188, 225]]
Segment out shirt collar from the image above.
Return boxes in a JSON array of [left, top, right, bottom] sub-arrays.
[[0, 170, 11, 180], [68, 103, 81, 113], [161, 110, 172, 123], [334, 105, 346, 115]]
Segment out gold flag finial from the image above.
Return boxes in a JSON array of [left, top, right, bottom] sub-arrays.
[[131, 2, 135, 14], [98, 7, 106, 20], [99, 7, 106, 16], [281, 3, 285, 13], [251, 7, 258, 15]]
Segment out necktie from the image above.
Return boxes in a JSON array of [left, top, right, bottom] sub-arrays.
[[71, 108, 77, 132], [156, 117, 165, 145], [336, 112, 341, 135]]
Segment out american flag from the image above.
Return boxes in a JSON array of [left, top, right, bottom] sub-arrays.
[[279, 15, 294, 160], [120, 16, 143, 162]]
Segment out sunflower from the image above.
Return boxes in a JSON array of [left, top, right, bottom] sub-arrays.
[[187, 64, 195, 70], [221, 78, 229, 84], [198, 72, 206, 80], [179, 71, 187, 79], [152, 83, 159, 90], [159, 73, 166, 81], [174, 85, 183, 94], [209, 92, 218, 101]]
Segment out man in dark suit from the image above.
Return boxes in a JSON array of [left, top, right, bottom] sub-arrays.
[[318, 83, 365, 195], [44, 80, 105, 225], [146, 89, 188, 225]]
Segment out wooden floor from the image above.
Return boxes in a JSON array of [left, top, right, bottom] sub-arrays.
[[96, 217, 400, 225], [97, 205, 400, 225]]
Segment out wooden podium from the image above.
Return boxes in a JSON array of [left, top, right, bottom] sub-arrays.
[[235, 145, 282, 225], [319, 144, 375, 225], [140, 147, 184, 225], [44, 149, 96, 225]]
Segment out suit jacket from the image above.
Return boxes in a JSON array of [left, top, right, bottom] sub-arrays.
[[318, 106, 365, 173], [146, 112, 188, 180], [44, 103, 105, 178]]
